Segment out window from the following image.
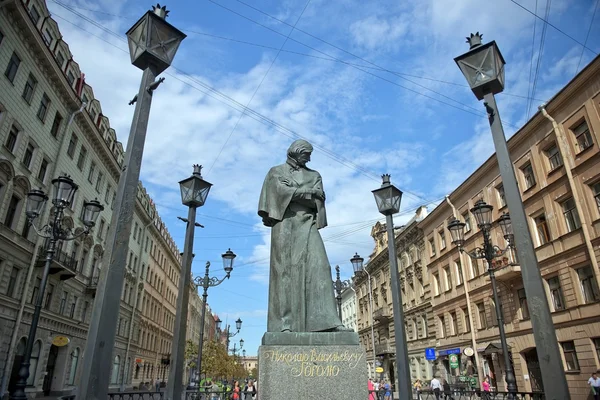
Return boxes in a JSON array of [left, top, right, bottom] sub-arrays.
[[546, 144, 563, 170], [111, 356, 121, 384], [547, 276, 565, 311], [29, 6, 40, 24], [497, 185, 506, 207], [44, 283, 54, 310], [455, 260, 463, 285], [50, 112, 62, 137], [450, 311, 458, 335], [37, 159, 48, 182], [37, 93, 50, 122], [429, 238, 436, 257], [59, 291, 68, 314], [67, 133, 78, 158], [5, 52, 21, 83], [463, 212, 471, 232], [68, 348, 79, 385], [5, 124, 19, 153], [56, 51, 65, 68], [88, 162, 96, 183], [77, 146, 87, 170], [95, 172, 103, 192], [43, 28, 53, 46], [105, 186, 111, 204], [572, 120, 593, 151], [521, 162, 536, 189], [594, 338, 600, 364], [462, 308, 470, 332], [69, 296, 78, 318], [577, 266, 600, 304], [561, 341, 580, 371], [97, 219, 105, 240], [561, 197, 581, 232], [534, 213, 551, 246], [4, 195, 20, 229], [443, 266, 452, 291], [27, 341, 41, 386], [133, 223, 138, 239], [82, 301, 89, 322], [439, 316, 446, 338], [22, 143, 34, 169], [67, 70, 75, 86], [0, 30, 3, 45], [518, 288, 530, 320], [477, 302, 487, 329], [438, 230, 446, 249], [591, 182, 600, 211], [432, 273, 440, 296], [22, 73, 37, 104], [30, 277, 41, 304], [7, 267, 19, 298]]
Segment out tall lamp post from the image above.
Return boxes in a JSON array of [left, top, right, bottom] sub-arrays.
[[447, 201, 517, 397], [334, 265, 353, 320], [78, 5, 186, 399], [351, 253, 378, 379], [455, 32, 569, 398], [10, 176, 103, 400], [194, 251, 237, 385], [166, 164, 213, 400], [371, 174, 410, 398], [220, 318, 243, 349]]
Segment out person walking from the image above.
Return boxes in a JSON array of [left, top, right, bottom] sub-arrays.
[[232, 380, 241, 400], [588, 372, 600, 400], [413, 379, 422, 400], [442, 379, 454, 400], [430, 376, 442, 400], [368, 378, 376, 400], [481, 376, 491, 400], [383, 381, 391, 400], [243, 379, 257, 400]]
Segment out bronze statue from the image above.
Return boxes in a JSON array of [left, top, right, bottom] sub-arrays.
[[258, 139, 346, 333]]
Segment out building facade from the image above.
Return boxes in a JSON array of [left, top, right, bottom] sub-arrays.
[[340, 285, 358, 333], [0, 1, 207, 397]]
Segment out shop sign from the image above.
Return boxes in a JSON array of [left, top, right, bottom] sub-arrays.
[[438, 348, 460, 356], [449, 354, 459, 369], [52, 336, 70, 347]]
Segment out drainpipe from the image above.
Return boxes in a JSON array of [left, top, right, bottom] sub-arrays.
[[120, 218, 154, 391], [0, 102, 86, 398], [445, 196, 485, 384], [539, 105, 600, 291]]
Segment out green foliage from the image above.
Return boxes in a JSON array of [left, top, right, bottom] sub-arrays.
[[186, 340, 248, 379]]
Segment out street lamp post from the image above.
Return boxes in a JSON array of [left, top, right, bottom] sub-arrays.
[[455, 32, 569, 399], [351, 253, 378, 379], [221, 318, 243, 350], [194, 251, 237, 385], [334, 265, 353, 321], [10, 176, 103, 400], [166, 164, 213, 400], [78, 5, 186, 399], [371, 174, 410, 398], [447, 200, 517, 398]]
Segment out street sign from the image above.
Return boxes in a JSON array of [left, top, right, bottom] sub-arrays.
[[375, 367, 384, 373], [438, 348, 461, 356], [449, 354, 459, 369], [425, 348, 436, 360]]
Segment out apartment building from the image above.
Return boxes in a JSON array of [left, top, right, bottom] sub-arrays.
[[0, 0, 207, 397], [340, 284, 358, 333]]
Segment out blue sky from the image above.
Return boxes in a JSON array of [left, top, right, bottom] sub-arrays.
[[46, 0, 599, 356]]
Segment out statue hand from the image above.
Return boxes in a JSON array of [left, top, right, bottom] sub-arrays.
[[279, 177, 293, 187], [310, 189, 325, 201]]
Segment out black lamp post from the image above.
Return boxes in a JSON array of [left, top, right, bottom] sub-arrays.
[[10, 176, 103, 400], [447, 200, 517, 398], [333, 265, 352, 320], [78, 5, 186, 399], [222, 317, 243, 350], [371, 174, 410, 398], [455, 32, 568, 398], [166, 165, 212, 399], [194, 250, 236, 386]]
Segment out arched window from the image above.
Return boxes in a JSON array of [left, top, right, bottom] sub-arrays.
[[111, 355, 120, 384], [68, 348, 79, 385], [27, 340, 42, 386]]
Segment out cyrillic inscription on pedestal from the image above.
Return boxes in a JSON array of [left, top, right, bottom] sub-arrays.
[[258, 345, 368, 400]]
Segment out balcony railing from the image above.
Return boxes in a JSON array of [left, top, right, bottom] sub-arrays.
[[375, 339, 394, 355], [373, 307, 391, 322], [37, 244, 78, 280]]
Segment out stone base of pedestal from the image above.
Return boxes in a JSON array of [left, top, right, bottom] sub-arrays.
[[258, 333, 368, 400]]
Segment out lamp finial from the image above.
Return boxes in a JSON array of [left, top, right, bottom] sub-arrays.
[[192, 164, 203, 177], [151, 3, 170, 19], [466, 32, 483, 49], [381, 173, 391, 187]]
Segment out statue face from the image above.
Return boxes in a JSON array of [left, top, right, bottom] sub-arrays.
[[296, 151, 311, 166]]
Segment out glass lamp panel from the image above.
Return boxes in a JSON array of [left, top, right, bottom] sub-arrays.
[[447, 218, 466, 246], [52, 176, 77, 205], [350, 253, 364, 273], [498, 213, 513, 237], [126, 18, 147, 62], [239, 339, 244, 348], [471, 200, 493, 227], [222, 248, 236, 272], [192, 180, 212, 206], [148, 18, 184, 65], [26, 189, 48, 217], [235, 318, 242, 331], [83, 200, 104, 227], [215, 318, 222, 331], [496, 51, 506, 89]]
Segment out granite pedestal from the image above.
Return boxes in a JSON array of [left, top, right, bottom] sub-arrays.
[[258, 332, 368, 400]]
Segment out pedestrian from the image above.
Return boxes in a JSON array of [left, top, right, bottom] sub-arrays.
[[232, 380, 241, 400], [414, 379, 422, 400], [588, 372, 600, 400], [155, 379, 160, 392], [383, 381, 391, 400], [430, 376, 442, 400], [442, 378, 454, 400], [368, 378, 376, 400], [481, 376, 491, 400], [243, 379, 257, 400], [210, 380, 221, 400]]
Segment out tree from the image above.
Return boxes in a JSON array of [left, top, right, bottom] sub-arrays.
[[249, 367, 258, 379]]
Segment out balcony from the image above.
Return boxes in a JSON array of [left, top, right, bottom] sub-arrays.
[[36, 245, 78, 280], [375, 339, 394, 355], [373, 307, 391, 322], [493, 261, 521, 282], [86, 276, 99, 295]]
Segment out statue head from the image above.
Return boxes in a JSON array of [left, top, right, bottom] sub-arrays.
[[287, 139, 313, 167]]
